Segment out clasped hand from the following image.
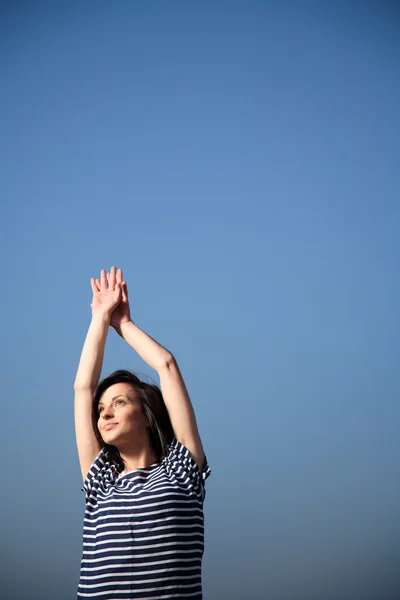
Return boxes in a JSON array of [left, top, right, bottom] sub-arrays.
[[90, 266, 131, 329]]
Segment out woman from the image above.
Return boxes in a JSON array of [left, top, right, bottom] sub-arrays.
[[74, 266, 211, 599]]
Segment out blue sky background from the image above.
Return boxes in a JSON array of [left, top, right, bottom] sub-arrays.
[[1, 1, 399, 598]]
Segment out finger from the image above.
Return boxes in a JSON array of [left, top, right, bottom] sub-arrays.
[[122, 281, 128, 300], [106, 269, 115, 290], [90, 278, 98, 294], [109, 265, 116, 290], [100, 269, 107, 290], [96, 278, 101, 290], [116, 268, 122, 285]]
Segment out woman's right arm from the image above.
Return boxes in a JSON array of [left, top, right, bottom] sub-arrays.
[[74, 268, 121, 481]]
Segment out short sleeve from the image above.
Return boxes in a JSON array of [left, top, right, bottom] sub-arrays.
[[166, 437, 211, 500], [81, 446, 117, 502]]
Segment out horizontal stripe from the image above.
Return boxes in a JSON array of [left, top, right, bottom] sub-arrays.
[[83, 549, 202, 568], [85, 517, 203, 539], [78, 584, 202, 598], [80, 558, 200, 573]]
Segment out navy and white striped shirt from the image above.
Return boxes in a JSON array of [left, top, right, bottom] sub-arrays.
[[77, 438, 211, 599]]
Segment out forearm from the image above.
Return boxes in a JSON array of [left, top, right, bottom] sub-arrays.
[[74, 313, 111, 390], [114, 320, 172, 372]]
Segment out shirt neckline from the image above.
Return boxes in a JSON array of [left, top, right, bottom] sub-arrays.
[[118, 461, 161, 478]]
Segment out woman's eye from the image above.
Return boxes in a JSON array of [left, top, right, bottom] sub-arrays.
[[98, 399, 124, 416]]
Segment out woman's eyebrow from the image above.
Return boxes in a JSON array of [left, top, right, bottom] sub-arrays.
[[98, 395, 126, 408]]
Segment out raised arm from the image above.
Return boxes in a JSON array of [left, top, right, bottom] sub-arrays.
[[74, 268, 122, 480], [104, 267, 206, 472]]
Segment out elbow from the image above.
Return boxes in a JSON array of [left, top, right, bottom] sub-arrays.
[[158, 352, 175, 371]]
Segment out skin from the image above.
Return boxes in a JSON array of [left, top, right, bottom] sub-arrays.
[[93, 267, 131, 330], [97, 381, 158, 472]]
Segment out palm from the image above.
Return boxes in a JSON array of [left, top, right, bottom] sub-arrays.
[[110, 293, 130, 328], [91, 267, 131, 327], [91, 287, 121, 314], [91, 267, 122, 317]]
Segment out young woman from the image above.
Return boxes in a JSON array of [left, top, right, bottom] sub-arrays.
[[74, 266, 211, 599]]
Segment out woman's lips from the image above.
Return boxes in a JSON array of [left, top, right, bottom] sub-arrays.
[[104, 423, 118, 430]]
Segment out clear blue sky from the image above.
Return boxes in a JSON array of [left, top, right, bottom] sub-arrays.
[[1, 2, 399, 598]]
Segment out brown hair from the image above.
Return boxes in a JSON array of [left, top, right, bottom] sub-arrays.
[[92, 369, 174, 471]]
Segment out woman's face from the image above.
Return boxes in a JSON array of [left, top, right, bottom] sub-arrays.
[[97, 382, 149, 444]]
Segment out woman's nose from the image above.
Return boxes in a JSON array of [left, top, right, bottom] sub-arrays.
[[102, 406, 114, 418]]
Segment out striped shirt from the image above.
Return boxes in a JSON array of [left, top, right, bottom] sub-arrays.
[[77, 438, 211, 599]]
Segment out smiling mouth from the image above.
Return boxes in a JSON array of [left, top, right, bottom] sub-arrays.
[[103, 423, 118, 430]]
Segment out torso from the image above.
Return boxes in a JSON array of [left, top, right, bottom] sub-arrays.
[[77, 438, 210, 599]]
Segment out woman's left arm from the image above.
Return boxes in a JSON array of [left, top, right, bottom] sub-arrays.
[[100, 267, 205, 470], [115, 319, 206, 471]]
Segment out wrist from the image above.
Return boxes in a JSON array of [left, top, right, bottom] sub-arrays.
[[91, 311, 112, 324], [113, 318, 133, 334]]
